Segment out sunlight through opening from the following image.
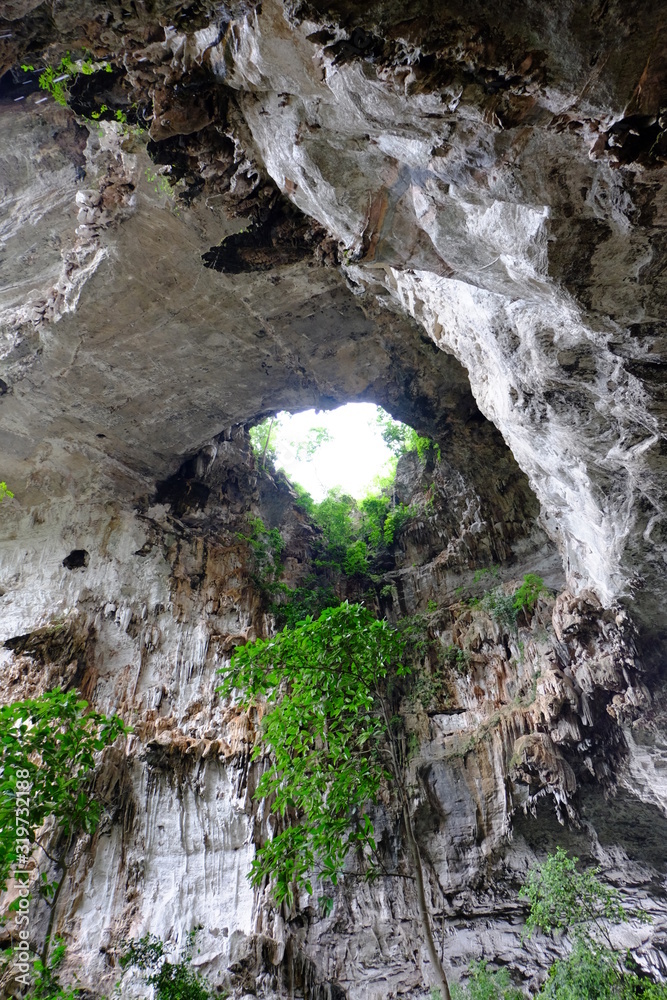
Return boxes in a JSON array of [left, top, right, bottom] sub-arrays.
[[251, 403, 404, 501]]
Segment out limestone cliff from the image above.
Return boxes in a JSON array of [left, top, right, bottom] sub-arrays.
[[1, 2, 666, 998]]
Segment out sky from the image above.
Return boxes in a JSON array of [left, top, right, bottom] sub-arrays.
[[271, 403, 396, 501]]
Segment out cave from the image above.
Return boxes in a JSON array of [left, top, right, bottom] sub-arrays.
[[1, 1, 666, 998]]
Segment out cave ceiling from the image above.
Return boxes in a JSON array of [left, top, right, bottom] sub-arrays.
[[1, 0, 666, 643]]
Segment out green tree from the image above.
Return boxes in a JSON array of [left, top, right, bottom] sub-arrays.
[[535, 941, 667, 1000], [218, 602, 452, 999], [521, 848, 664, 1000], [249, 416, 277, 468], [0, 481, 14, 503], [521, 847, 627, 942], [120, 932, 219, 1000], [359, 492, 391, 548], [0, 689, 128, 988], [293, 426, 332, 460], [375, 407, 440, 462], [471, 575, 546, 633], [18, 940, 79, 1000], [451, 960, 525, 1000]]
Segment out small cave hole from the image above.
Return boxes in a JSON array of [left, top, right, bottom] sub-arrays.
[[63, 549, 90, 570]]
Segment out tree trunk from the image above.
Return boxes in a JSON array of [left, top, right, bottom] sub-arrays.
[[378, 694, 451, 999], [41, 833, 72, 968], [401, 802, 452, 1000], [260, 418, 275, 468]]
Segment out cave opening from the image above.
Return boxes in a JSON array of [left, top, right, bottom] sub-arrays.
[[249, 402, 426, 502]]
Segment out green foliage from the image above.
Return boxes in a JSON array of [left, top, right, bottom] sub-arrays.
[[535, 941, 620, 1000], [271, 579, 340, 629], [268, 482, 416, 624], [343, 538, 369, 576], [293, 481, 316, 517], [21, 940, 80, 1000], [0, 688, 128, 890], [238, 515, 284, 590], [392, 606, 452, 711], [473, 565, 499, 583], [145, 167, 175, 199], [414, 433, 441, 463], [367, 455, 399, 496], [25, 53, 111, 107], [293, 426, 332, 460], [244, 495, 357, 625], [311, 488, 357, 566], [471, 575, 546, 632], [120, 932, 219, 1000], [520, 847, 628, 940], [444, 644, 470, 675], [22, 53, 140, 138], [249, 417, 277, 467], [376, 407, 411, 455], [0, 693, 127, 995], [634, 982, 667, 999], [375, 407, 441, 463], [534, 941, 667, 999], [307, 488, 378, 574], [90, 104, 130, 125], [36, 57, 75, 106], [382, 502, 413, 545], [0, 481, 14, 502], [218, 602, 407, 903], [451, 961, 525, 1000], [522, 849, 661, 1000], [470, 587, 517, 630], [512, 574, 546, 617], [358, 493, 391, 549], [450, 851, 666, 1000], [395, 610, 432, 661]]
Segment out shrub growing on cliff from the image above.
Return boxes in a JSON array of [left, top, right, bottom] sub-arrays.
[[21, 53, 112, 107], [512, 574, 546, 619], [520, 846, 627, 938], [534, 943, 667, 999], [471, 574, 546, 632], [218, 603, 404, 899], [19, 940, 79, 1000], [376, 407, 441, 462], [120, 932, 218, 1000], [521, 848, 664, 999], [0, 689, 127, 889], [218, 601, 452, 999], [450, 961, 525, 1000], [0, 689, 128, 986]]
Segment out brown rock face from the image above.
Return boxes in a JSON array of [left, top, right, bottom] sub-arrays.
[[1, 2, 667, 998]]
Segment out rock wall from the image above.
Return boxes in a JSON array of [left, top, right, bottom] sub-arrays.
[[1, 1, 667, 997]]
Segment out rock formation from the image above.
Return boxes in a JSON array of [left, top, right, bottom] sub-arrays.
[[1, 1, 666, 997]]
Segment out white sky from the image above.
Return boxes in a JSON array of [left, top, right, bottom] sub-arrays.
[[272, 403, 396, 500]]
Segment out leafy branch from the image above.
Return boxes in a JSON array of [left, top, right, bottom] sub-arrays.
[[0, 688, 129, 992], [218, 601, 452, 998], [22, 53, 112, 108]]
